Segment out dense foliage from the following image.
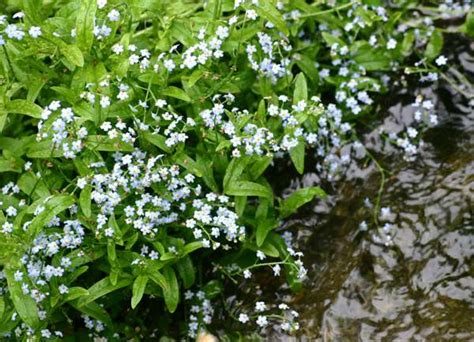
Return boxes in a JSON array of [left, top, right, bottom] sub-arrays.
[[0, 0, 472, 340]]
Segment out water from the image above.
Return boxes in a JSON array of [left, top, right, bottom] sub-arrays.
[[281, 40, 474, 341], [214, 37, 473, 341]]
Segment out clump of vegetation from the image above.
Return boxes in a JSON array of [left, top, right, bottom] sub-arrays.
[[0, 0, 472, 339]]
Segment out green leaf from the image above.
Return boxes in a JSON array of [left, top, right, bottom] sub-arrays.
[[63, 287, 90, 302], [353, 47, 390, 71], [176, 256, 195, 289], [28, 195, 75, 237], [85, 135, 134, 152], [195, 154, 219, 192], [464, 11, 474, 37], [0, 157, 23, 173], [425, 29, 444, 60], [131, 275, 148, 309], [266, 233, 302, 291], [235, 195, 247, 216], [401, 30, 415, 57], [203, 280, 223, 299], [280, 186, 326, 218], [150, 268, 179, 313], [0, 111, 7, 133], [107, 239, 116, 263], [78, 277, 133, 307], [253, 2, 289, 36], [205, 0, 222, 18], [108, 215, 123, 243], [174, 152, 202, 177], [182, 241, 203, 256], [248, 156, 272, 180], [259, 239, 280, 257], [76, 0, 97, 53], [256, 218, 279, 247], [321, 32, 346, 47], [6, 100, 42, 118], [143, 132, 171, 153], [223, 157, 250, 191], [69, 301, 113, 327], [225, 181, 272, 198], [162, 267, 179, 313], [289, 141, 305, 174], [5, 267, 40, 328], [26, 140, 63, 158], [293, 73, 308, 104], [160, 86, 192, 102], [18, 172, 50, 199], [0, 296, 4, 318], [59, 44, 85, 67], [79, 185, 92, 217], [295, 53, 320, 83]]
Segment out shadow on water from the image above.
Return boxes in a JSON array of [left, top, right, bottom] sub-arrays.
[[281, 38, 474, 341]]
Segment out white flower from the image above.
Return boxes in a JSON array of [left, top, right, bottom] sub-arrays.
[[272, 264, 281, 276], [164, 59, 176, 71], [407, 127, 418, 138], [97, 0, 107, 9], [256, 315, 268, 327], [243, 269, 252, 279], [100, 121, 112, 131], [369, 35, 377, 46], [255, 301, 266, 312], [256, 250, 266, 260], [108, 9, 120, 21], [77, 178, 87, 189], [12, 12, 24, 19], [387, 38, 397, 50], [155, 99, 167, 108], [246, 9, 258, 20], [28, 26, 42, 38], [6, 206, 17, 216], [129, 54, 139, 65], [435, 55, 447, 66], [41, 330, 52, 338], [238, 313, 249, 323], [59, 284, 69, 294], [5, 24, 25, 40], [1, 222, 13, 233], [216, 26, 229, 39], [14, 270, 23, 281], [112, 44, 124, 54], [100, 96, 110, 108]]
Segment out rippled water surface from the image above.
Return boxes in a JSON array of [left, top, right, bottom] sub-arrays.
[[214, 38, 473, 342], [283, 42, 474, 341]]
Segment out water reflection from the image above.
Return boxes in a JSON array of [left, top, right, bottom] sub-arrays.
[[293, 78, 474, 340]]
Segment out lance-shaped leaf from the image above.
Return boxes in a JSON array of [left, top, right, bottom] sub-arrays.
[[5, 267, 40, 328], [131, 275, 149, 309]]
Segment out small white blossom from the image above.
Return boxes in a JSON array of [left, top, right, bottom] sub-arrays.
[[28, 26, 42, 38], [387, 38, 397, 50], [435, 55, 447, 66]]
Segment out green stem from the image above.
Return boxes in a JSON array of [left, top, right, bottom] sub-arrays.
[[364, 149, 386, 226], [301, 1, 357, 19]]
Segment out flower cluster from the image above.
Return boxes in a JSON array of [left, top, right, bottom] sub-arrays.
[[238, 301, 300, 333], [387, 95, 439, 161], [185, 290, 215, 338], [37, 101, 87, 159], [82, 152, 245, 248]]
